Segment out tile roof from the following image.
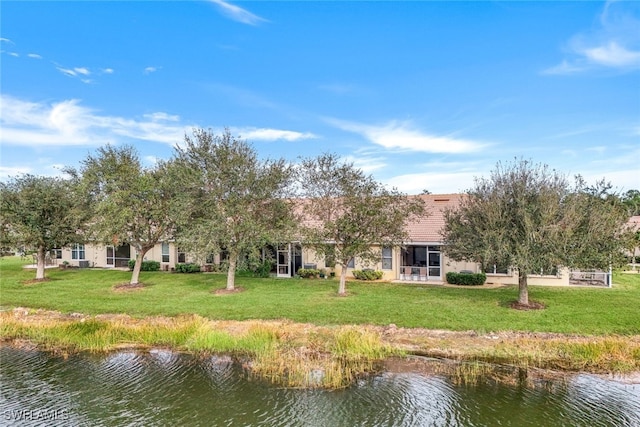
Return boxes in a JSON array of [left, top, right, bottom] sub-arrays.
[[293, 193, 464, 243], [405, 194, 463, 243]]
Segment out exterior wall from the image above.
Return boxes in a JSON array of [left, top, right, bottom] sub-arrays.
[[441, 257, 571, 286], [301, 245, 399, 281], [483, 268, 570, 286], [58, 242, 183, 270]]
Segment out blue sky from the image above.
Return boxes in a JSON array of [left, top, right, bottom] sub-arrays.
[[1, 1, 638, 194]]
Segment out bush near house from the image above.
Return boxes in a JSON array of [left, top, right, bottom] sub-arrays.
[[175, 263, 201, 273], [446, 272, 486, 286], [297, 268, 321, 278], [128, 260, 161, 272], [352, 269, 384, 281]]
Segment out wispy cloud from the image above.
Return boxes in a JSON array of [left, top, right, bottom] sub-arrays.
[[27, 53, 42, 59], [0, 38, 13, 44], [342, 155, 387, 173], [209, 0, 268, 26], [0, 95, 193, 147], [144, 66, 159, 74], [55, 65, 94, 83], [385, 171, 480, 195], [544, 1, 640, 74], [327, 118, 487, 154], [234, 127, 317, 142], [102, 68, 114, 74]]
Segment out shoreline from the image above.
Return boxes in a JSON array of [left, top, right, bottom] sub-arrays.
[[2, 308, 639, 388]]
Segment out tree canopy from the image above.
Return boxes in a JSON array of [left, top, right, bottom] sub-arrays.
[[0, 175, 88, 280], [173, 128, 295, 291], [70, 145, 182, 285], [442, 159, 631, 307], [298, 153, 427, 295]]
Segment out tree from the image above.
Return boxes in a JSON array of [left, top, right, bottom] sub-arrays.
[[173, 129, 295, 291], [442, 159, 630, 307], [298, 153, 427, 296], [0, 175, 87, 280], [621, 189, 640, 216], [70, 145, 182, 285]]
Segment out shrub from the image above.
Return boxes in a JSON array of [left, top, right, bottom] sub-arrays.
[[352, 269, 384, 281], [127, 260, 161, 271], [446, 271, 486, 286], [253, 260, 273, 278], [297, 268, 320, 278], [175, 263, 201, 273]]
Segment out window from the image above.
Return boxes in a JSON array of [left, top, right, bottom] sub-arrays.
[[382, 247, 392, 270], [177, 249, 186, 263], [161, 242, 170, 263], [71, 244, 85, 260], [51, 248, 62, 259], [206, 253, 214, 264], [347, 258, 355, 268]]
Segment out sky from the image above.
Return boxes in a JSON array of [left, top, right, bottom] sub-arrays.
[[1, 0, 638, 195]]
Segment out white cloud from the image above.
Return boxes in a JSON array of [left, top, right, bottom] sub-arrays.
[[74, 67, 90, 76], [544, 2, 640, 74], [27, 53, 42, 59], [235, 127, 317, 142], [342, 155, 386, 173], [0, 165, 32, 178], [102, 68, 114, 74], [0, 95, 193, 147], [582, 41, 640, 68], [56, 66, 77, 77], [209, 0, 268, 26], [0, 38, 13, 44], [327, 118, 487, 154], [56, 65, 92, 82], [143, 112, 180, 122], [385, 171, 480, 195], [144, 66, 159, 74], [8, 52, 19, 57]]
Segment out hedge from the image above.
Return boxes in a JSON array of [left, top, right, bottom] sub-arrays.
[[446, 271, 486, 286], [352, 269, 384, 281], [127, 260, 161, 271], [297, 268, 321, 278], [175, 263, 201, 273]]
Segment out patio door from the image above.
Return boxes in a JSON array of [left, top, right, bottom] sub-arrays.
[[106, 244, 131, 268], [277, 244, 290, 277], [427, 246, 441, 279]]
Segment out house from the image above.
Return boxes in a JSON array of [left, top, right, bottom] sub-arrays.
[[52, 193, 618, 286]]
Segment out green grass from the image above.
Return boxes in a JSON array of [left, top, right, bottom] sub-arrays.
[[2, 256, 639, 335]]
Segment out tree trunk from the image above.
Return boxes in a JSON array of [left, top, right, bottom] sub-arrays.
[[130, 248, 150, 285], [338, 261, 349, 296], [35, 246, 46, 280], [518, 270, 529, 306], [226, 252, 237, 291]]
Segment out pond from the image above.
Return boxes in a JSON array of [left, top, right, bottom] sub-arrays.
[[1, 347, 638, 426]]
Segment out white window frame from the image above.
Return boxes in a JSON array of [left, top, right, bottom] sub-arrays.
[[381, 247, 392, 270], [71, 243, 85, 260]]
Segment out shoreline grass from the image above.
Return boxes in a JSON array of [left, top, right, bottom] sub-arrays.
[[2, 256, 639, 388], [2, 310, 638, 388]]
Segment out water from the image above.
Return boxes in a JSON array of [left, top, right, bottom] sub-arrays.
[[1, 347, 638, 427]]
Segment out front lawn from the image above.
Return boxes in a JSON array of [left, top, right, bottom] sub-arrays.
[[1, 257, 638, 335]]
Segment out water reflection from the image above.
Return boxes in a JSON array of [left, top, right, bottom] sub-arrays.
[[1, 347, 638, 426]]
